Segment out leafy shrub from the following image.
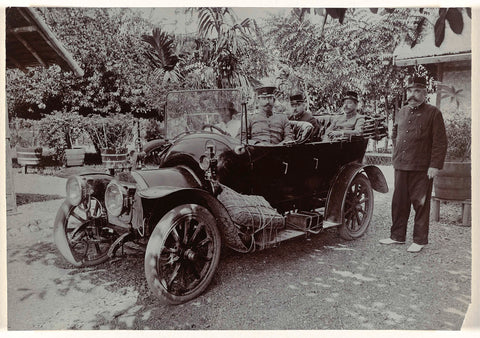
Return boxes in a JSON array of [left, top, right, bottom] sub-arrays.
[[142, 119, 164, 141], [37, 111, 84, 162], [9, 118, 33, 147], [444, 115, 471, 162], [82, 114, 134, 152]]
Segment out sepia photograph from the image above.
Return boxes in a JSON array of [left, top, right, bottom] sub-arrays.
[[2, 2, 477, 333]]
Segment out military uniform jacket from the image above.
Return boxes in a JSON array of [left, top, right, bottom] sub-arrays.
[[289, 111, 320, 138], [392, 102, 447, 171], [247, 111, 294, 144]]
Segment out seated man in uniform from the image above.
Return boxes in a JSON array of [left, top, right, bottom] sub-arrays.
[[246, 86, 294, 145], [288, 93, 320, 141], [325, 90, 365, 140]]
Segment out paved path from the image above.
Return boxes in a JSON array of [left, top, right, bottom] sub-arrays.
[[14, 172, 66, 196]]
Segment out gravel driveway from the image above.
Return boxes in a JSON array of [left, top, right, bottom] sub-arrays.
[[5, 167, 473, 330]]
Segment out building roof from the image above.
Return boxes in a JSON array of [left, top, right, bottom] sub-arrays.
[[393, 15, 471, 66], [6, 7, 84, 76]]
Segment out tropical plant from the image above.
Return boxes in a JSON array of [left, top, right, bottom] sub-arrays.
[[436, 82, 464, 109], [141, 28, 183, 84], [301, 7, 470, 47], [190, 7, 266, 88]]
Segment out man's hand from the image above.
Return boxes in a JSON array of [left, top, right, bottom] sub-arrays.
[[280, 140, 296, 146], [427, 167, 439, 179], [328, 130, 343, 138]]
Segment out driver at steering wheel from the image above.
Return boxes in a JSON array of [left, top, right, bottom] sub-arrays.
[[245, 86, 294, 145], [215, 101, 241, 138]]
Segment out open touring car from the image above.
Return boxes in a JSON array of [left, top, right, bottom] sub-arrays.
[[54, 89, 388, 304]]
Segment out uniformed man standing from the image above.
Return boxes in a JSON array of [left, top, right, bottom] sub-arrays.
[[380, 76, 447, 253], [246, 86, 294, 145]]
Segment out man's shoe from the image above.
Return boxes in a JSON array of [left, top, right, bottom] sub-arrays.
[[407, 243, 425, 253], [379, 238, 405, 245]]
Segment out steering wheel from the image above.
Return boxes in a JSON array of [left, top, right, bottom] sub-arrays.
[[202, 124, 228, 136]]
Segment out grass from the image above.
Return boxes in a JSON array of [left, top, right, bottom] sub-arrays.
[[16, 193, 64, 206]]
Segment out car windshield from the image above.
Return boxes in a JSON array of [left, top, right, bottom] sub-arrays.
[[165, 89, 244, 139]]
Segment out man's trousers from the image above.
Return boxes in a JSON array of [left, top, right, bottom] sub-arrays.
[[391, 169, 433, 245]]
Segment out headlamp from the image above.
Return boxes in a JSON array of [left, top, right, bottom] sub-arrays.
[[105, 181, 126, 217], [66, 176, 86, 206]]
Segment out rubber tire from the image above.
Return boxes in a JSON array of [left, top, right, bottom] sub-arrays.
[[144, 204, 222, 305], [339, 174, 374, 240], [53, 200, 112, 267]]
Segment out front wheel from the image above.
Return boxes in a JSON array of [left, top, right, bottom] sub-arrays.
[[54, 198, 117, 267], [339, 174, 374, 240], [145, 204, 222, 305]]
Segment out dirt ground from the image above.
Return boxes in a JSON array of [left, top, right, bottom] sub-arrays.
[[5, 167, 473, 330]]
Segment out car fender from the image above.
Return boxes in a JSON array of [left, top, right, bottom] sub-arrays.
[[138, 186, 251, 253], [324, 163, 388, 227], [131, 165, 204, 190]]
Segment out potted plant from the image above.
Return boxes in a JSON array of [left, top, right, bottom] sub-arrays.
[[37, 110, 86, 167], [10, 118, 43, 173], [433, 115, 471, 201], [83, 114, 134, 173]]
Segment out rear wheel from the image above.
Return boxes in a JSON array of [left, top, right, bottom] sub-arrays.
[[339, 174, 374, 240], [145, 204, 222, 304]]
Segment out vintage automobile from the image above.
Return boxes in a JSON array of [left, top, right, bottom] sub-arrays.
[[54, 89, 388, 304]]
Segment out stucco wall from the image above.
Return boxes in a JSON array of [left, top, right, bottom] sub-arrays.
[[438, 68, 471, 121]]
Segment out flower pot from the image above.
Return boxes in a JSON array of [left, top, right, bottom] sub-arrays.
[[64, 148, 86, 167], [15, 146, 43, 174], [16, 146, 42, 166], [433, 161, 471, 201], [101, 148, 129, 171]]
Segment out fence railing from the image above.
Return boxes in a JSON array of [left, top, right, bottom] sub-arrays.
[[364, 152, 392, 166]]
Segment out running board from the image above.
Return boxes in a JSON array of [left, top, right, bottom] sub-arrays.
[[256, 228, 305, 249], [322, 220, 341, 228]]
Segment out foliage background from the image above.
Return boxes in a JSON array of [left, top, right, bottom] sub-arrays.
[[6, 7, 471, 156]]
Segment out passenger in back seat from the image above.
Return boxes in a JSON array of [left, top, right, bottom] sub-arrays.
[[288, 93, 320, 140], [325, 90, 365, 140]]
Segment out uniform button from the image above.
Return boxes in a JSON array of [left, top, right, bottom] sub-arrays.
[[406, 130, 409, 133], [403, 140, 406, 142], [408, 121, 411, 123]]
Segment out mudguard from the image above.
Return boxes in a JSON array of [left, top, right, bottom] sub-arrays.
[[323, 163, 388, 228], [131, 166, 203, 190], [138, 186, 251, 253]]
